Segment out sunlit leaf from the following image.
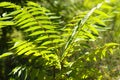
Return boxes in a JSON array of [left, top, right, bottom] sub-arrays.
[[0, 52, 13, 58]]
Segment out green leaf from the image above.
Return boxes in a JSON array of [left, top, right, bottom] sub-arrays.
[[0, 52, 13, 59], [61, 3, 103, 61], [102, 48, 107, 57], [29, 30, 58, 36], [14, 11, 26, 20], [36, 35, 59, 41], [35, 16, 49, 20], [93, 57, 97, 62], [33, 51, 51, 56], [16, 14, 32, 24], [53, 39, 64, 43], [31, 12, 45, 16], [94, 10, 109, 17], [41, 41, 53, 45], [27, 1, 41, 7], [49, 16, 61, 19], [93, 17, 106, 26], [105, 43, 119, 47], [27, 7, 44, 13], [0, 17, 12, 20], [36, 36, 48, 41], [16, 42, 33, 53], [0, 21, 14, 26], [17, 46, 34, 55], [12, 66, 22, 74], [84, 30, 96, 40], [109, 48, 113, 54], [88, 25, 99, 35], [38, 21, 51, 25], [21, 22, 37, 28], [25, 26, 40, 32], [5, 9, 22, 16], [29, 31, 45, 36], [0, 2, 20, 9], [42, 25, 56, 29], [11, 41, 27, 50], [17, 18, 35, 26], [24, 50, 36, 56]]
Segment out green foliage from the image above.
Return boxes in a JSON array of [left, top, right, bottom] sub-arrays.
[[0, 0, 120, 80]]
